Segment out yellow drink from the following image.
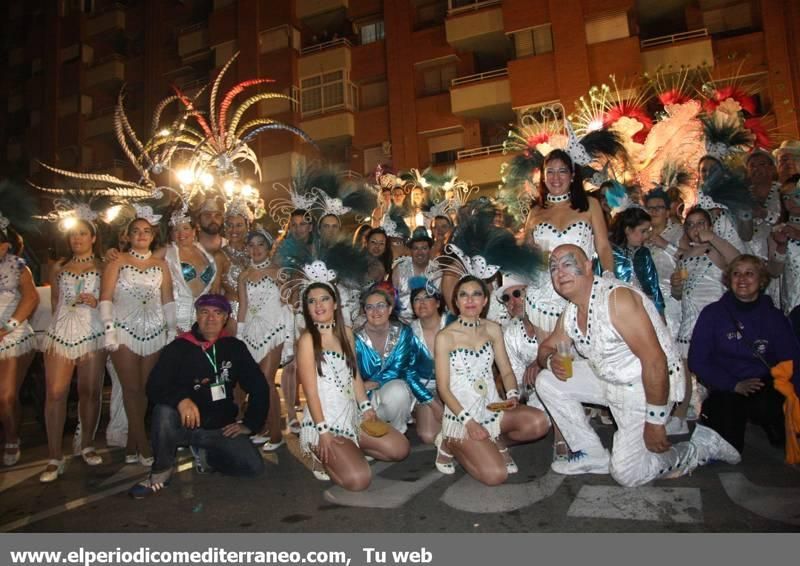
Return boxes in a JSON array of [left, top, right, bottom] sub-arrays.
[[559, 354, 573, 379]]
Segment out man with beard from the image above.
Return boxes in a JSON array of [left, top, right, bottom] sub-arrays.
[[196, 198, 226, 254]]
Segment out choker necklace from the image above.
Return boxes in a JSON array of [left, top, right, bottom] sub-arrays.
[[457, 317, 480, 328], [252, 258, 271, 270], [129, 250, 152, 261], [546, 193, 570, 204], [790, 216, 800, 225], [314, 321, 335, 330], [71, 255, 95, 264]]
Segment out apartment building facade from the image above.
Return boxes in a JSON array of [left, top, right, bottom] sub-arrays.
[[3, 0, 799, 192]]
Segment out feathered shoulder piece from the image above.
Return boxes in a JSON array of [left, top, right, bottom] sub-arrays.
[[309, 168, 376, 221], [381, 206, 411, 240], [697, 166, 753, 216]]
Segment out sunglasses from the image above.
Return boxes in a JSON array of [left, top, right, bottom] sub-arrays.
[[500, 289, 523, 303]]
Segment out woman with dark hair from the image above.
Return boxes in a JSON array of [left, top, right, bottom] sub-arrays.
[[355, 287, 433, 434], [434, 275, 549, 484], [689, 254, 800, 454], [100, 216, 176, 467], [40, 219, 107, 481], [298, 282, 409, 490], [523, 149, 613, 338], [237, 230, 289, 451], [408, 280, 445, 445], [609, 207, 665, 314], [669, 207, 741, 433], [0, 225, 38, 467], [364, 228, 392, 280], [165, 211, 219, 333]]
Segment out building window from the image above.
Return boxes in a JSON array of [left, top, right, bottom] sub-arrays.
[[415, 0, 447, 30], [301, 70, 358, 117], [359, 21, 385, 45], [421, 64, 457, 96], [259, 26, 290, 54], [427, 130, 464, 165], [361, 81, 388, 109], [585, 12, 630, 45], [513, 25, 553, 58], [431, 150, 458, 165], [702, 2, 754, 35]]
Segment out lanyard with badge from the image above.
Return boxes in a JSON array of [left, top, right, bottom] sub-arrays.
[[205, 344, 227, 402]]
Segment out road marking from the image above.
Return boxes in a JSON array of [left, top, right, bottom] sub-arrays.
[[567, 485, 703, 523], [440, 471, 565, 513], [719, 472, 800, 526]]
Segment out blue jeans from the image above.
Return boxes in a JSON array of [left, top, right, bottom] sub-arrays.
[[150, 404, 264, 483]]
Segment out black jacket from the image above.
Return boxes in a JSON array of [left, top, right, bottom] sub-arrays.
[[146, 325, 268, 433]]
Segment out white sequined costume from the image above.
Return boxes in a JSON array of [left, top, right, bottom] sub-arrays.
[[112, 264, 167, 356], [42, 269, 104, 359], [441, 341, 503, 441], [648, 223, 683, 340], [781, 237, 800, 315], [536, 278, 698, 487], [526, 220, 595, 332], [240, 274, 289, 362], [0, 254, 35, 360], [300, 350, 360, 453], [676, 253, 725, 356], [221, 244, 250, 318], [502, 317, 546, 413], [165, 243, 217, 332], [746, 184, 782, 307]]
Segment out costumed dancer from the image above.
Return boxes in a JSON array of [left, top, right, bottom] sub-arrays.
[[670, 207, 740, 434], [100, 208, 177, 465], [217, 197, 251, 327], [39, 202, 108, 482], [237, 228, 289, 450], [769, 178, 800, 314], [0, 183, 39, 468], [289, 260, 409, 490], [393, 228, 437, 323], [165, 204, 218, 333]]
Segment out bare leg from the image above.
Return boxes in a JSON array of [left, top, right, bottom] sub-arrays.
[[111, 347, 149, 458], [447, 437, 507, 486], [0, 353, 33, 459], [259, 346, 283, 444], [281, 360, 298, 429], [317, 437, 371, 491], [414, 398, 443, 444], [137, 351, 160, 459], [359, 427, 410, 461], [76, 351, 108, 451], [500, 405, 550, 445], [43, 352, 77, 461]]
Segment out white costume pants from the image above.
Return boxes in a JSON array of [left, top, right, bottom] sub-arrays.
[[371, 380, 414, 434], [105, 358, 128, 447], [537, 360, 701, 487]]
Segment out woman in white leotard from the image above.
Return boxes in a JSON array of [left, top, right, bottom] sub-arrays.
[[435, 276, 549, 486], [41, 220, 107, 482], [523, 149, 614, 337], [100, 217, 176, 466]]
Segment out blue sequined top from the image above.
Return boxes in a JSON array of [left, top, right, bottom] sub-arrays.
[[611, 244, 665, 314], [181, 261, 215, 285], [355, 322, 433, 404]]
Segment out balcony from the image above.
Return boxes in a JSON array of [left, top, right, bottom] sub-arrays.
[[178, 23, 209, 62], [298, 38, 352, 77], [296, 0, 348, 20], [58, 95, 93, 118], [59, 43, 94, 65], [85, 112, 115, 138], [445, 1, 509, 54], [260, 152, 305, 184], [300, 112, 355, 143], [450, 69, 514, 120], [300, 78, 358, 118], [640, 29, 714, 74], [86, 3, 126, 37], [259, 86, 300, 117], [86, 56, 126, 88], [455, 144, 506, 186]]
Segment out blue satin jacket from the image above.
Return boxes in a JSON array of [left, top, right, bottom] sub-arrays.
[[355, 322, 433, 404], [612, 244, 665, 314]]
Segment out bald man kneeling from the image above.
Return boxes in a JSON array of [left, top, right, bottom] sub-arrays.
[[535, 245, 740, 487]]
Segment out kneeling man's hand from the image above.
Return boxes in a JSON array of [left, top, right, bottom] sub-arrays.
[[222, 422, 252, 437], [178, 398, 201, 429], [643, 422, 671, 453]]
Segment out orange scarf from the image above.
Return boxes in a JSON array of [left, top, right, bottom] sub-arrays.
[[770, 360, 800, 464]]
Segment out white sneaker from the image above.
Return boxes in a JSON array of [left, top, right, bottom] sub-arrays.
[[250, 435, 269, 445], [551, 449, 610, 475], [691, 424, 741, 465], [665, 417, 689, 436]]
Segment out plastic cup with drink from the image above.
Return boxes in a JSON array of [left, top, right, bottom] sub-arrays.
[[556, 341, 574, 379]]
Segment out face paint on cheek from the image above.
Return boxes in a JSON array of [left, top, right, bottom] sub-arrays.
[[551, 252, 584, 276]]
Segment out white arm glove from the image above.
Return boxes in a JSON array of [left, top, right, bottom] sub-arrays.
[[163, 302, 177, 342], [99, 300, 118, 351]]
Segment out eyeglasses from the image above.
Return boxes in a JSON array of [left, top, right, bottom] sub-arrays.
[[500, 289, 523, 303], [364, 302, 389, 312], [413, 295, 436, 304]]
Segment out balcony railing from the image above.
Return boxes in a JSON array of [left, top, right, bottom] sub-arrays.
[[451, 67, 508, 87], [339, 170, 363, 180], [640, 28, 708, 48], [456, 144, 504, 160], [448, 0, 502, 16], [300, 37, 352, 56], [300, 80, 358, 118]]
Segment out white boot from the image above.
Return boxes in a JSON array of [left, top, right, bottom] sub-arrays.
[[690, 424, 741, 466]]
